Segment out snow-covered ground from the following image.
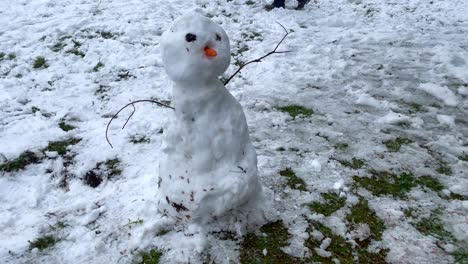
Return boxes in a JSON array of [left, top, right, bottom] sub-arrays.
[[1, 0, 467, 263]]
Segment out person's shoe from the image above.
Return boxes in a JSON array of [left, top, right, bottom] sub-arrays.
[[295, 0, 310, 10]]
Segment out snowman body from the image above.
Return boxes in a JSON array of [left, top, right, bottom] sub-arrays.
[[157, 13, 261, 222]]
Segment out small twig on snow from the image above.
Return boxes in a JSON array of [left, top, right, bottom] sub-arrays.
[[224, 21, 292, 86], [105, 99, 174, 148]]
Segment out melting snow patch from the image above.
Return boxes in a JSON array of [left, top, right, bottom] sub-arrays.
[[356, 92, 388, 109], [310, 159, 322, 172], [377, 111, 410, 124], [315, 247, 332, 258], [333, 179, 345, 191], [436, 115, 455, 127], [417, 83, 458, 106]]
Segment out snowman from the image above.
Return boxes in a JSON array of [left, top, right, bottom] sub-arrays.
[[156, 12, 262, 223]]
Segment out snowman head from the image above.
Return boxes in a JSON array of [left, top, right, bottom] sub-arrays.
[[161, 13, 230, 83]]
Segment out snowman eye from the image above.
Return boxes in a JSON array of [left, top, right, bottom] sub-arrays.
[[215, 33, 222, 41], [185, 33, 197, 42]]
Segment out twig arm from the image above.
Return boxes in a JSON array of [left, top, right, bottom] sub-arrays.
[[105, 99, 174, 148], [224, 22, 291, 86]]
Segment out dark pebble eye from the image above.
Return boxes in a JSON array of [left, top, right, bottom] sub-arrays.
[[185, 33, 196, 42], [216, 33, 222, 41]]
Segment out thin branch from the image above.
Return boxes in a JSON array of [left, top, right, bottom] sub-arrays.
[[224, 21, 292, 86], [105, 99, 174, 148], [122, 103, 136, 129]]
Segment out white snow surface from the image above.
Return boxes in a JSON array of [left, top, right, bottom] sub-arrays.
[[0, 0, 467, 263]]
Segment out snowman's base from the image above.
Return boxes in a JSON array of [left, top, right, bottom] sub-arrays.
[[156, 163, 263, 224]]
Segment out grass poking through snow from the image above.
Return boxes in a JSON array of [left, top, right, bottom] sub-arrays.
[[413, 209, 455, 243], [0, 151, 40, 172], [93, 62, 104, 72], [28, 235, 59, 251], [339, 157, 366, 169], [347, 197, 385, 241], [240, 221, 302, 264], [277, 105, 314, 119], [59, 121, 76, 132], [45, 138, 81, 155], [353, 170, 416, 198], [436, 160, 452, 176], [33, 56, 48, 69], [383, 137, 412, 152], [135, 249, 162, 264], [309, 192, 346, 216], [279, 167, 307, 191], [417, 175, 444, 192]]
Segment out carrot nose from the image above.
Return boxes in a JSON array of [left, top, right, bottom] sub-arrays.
[[204, 47, 217, 57]]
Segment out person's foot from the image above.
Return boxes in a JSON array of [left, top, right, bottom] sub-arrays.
[[296, 0, 310, 10]]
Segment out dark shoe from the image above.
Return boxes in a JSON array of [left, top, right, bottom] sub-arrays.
[[296, 0, 310, 10]]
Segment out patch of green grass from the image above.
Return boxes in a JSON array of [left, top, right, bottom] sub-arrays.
[[117, 70, 134, 80], [240, 221, 303, 264], [130, 136, 150, 144], [306, 220, 388, 263], [459, 155, 468, 162], [51, 42, 66, 52], [305, 221, 353, 263], [99, 31, 115, 39], [245, 0, 255, 5], [72, 40, 81, 47], [277, 105, 314, 119], [55, 221, 67, 229], [8, 53, 16, 60], [66, 48, 85, 57], [45, 138, 81, 155], [0, 52, 4, 61], [32, 106, 41, 113], [135, 249, 162, 264], [241, 31, 262, 40], [95, 84, 111, 97], [436, 161, 452, 176], [454, 249, 468, 264], [353, 170, 416, 198], [383, 137, 412, 152], [397, 121, 411, 128], [358, 248, 389, 264], [405, 101, 427, 113], [58, 121, 76, 132], [28, 235, 58, 251], [33, 56, 48, 69], [279, 167, 307, 191], [347, 198, 385, 240], [156, 229, 170, 236], [448, 192, 467, 201], [0, 151, 40, 172], [335, 143, 349, 150], [124, 218, 144, 228], [413, 210, 455, 243], [213, 231, 236, 241], [93, 62, 104, 72], [105, 158, 122, 176], [339, 157, 366, 169], [417, 175, 444, 192], [309, 192, 346, 216]]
